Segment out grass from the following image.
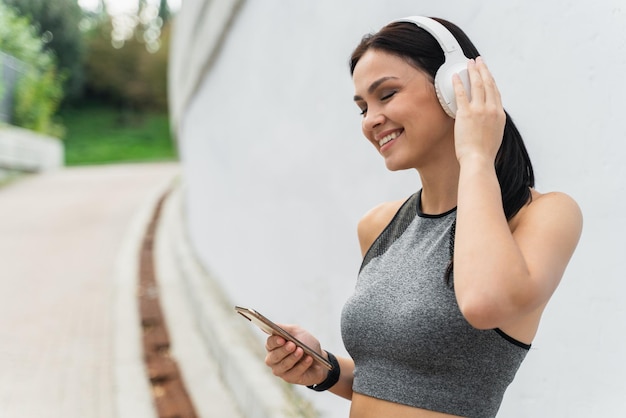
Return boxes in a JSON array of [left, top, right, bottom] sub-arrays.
[[59, 103, 178, 166]]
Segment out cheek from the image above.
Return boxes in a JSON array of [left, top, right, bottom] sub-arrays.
[[361, 125, 378, 148], [361, 121, 372, 141]]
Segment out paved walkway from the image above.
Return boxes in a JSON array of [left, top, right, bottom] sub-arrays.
[[0, 163, 178, 417]]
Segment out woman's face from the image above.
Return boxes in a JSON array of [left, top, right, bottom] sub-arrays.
[[352, 49, 454, 171]]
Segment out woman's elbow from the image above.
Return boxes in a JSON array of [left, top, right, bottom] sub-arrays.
[[456, 275, 537, 329], [458, 298, 501, 330]]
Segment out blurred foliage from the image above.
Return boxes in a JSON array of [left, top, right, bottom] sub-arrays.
[[158, 0, 171, 22], [0, 67, 4, 104], [0, 0, 173, 148], [3, 0, 85, 102], [14, 65, 65, 137], [61, 102, 177, 165], [83, 16, 171, 112], [0, 1, 65, 136], [0, 2, 53, 67], [63, 1, 175, 165]]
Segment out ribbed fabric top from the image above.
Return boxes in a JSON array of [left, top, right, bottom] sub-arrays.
[[341, 191, 529, 417]]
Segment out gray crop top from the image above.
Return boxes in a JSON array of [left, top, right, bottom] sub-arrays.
[[341, 191, 529, 417]]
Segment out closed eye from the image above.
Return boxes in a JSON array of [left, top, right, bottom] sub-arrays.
[[355, 100, 367, 116], [356, 90, 397, 117], [381, 90, 397, 101]]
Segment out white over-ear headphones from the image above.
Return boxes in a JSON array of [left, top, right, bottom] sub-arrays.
[[392, 16, 471, 118]]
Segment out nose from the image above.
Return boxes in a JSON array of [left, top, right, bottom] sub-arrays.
[[362, 109, 385, 133]]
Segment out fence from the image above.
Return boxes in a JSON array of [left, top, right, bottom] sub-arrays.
[[0, 52, 62, 178], [0, 50, 28, 124]]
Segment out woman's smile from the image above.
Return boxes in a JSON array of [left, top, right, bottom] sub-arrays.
[[377, 129, 404, 148]]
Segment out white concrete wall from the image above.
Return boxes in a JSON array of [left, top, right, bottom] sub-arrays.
[[0, 126, 64, 177], [171, 1, 626, 416]]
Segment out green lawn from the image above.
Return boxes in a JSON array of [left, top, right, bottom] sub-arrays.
[[60, 104, 178, 166]]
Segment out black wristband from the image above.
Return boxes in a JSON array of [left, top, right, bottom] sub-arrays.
[[307, 351, 340, 392]]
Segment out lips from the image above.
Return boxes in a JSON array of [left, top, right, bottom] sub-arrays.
[[377, 129, 403, 147]]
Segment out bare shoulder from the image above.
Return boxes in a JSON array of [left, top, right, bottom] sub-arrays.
[[357, 199, 407, 257], [512, 189, 583, 251], [527, 190, 581, 224]]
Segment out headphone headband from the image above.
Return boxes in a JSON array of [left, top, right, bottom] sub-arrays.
[[392, 16, 463, 56]]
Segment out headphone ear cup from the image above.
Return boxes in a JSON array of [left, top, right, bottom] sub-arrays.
[[434, 60, 471, 118]]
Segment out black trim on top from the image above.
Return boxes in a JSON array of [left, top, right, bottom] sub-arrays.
[[494, 328, 532, 350], [416, 189, 457, 218]]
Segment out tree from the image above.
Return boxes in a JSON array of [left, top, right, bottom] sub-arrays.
[[81, 0, 171, 112], [83, 17, 170, 112], [158, 0, 171, 24], [0, 1, 65, 136], [3, 0, 85, 101]]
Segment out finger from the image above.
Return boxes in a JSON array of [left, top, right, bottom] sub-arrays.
[[265, 334, 286, 351], [280, 354, 316, 383], [265, 340, 297, 367], [268, 346, 306, 377], [452, 73, 470, 110], [475, 57, 502, 108], [466, 58, 485, 104]]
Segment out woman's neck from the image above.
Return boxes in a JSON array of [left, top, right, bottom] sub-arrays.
[[417, 162, 459, 215]]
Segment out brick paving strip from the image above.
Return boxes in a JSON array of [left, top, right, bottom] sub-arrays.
[[138, 190, 198, 418]]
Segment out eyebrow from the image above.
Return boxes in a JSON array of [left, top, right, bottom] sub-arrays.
[[353, 76, 399, 101]]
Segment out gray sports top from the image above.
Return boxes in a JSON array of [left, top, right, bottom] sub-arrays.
[[341, 191, 529, 417]]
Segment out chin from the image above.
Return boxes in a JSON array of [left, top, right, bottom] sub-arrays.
[[384, 160, 412, 172]]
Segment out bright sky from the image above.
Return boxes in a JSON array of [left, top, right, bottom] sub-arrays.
[[78, 0, 181, 15]]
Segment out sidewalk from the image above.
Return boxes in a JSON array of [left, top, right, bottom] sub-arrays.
[[0, 163, 185, 418], [0, 162, 310, 418]]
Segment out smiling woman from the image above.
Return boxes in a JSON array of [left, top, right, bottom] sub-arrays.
[[263, 16, 582, 418], [168, 1, 623, 417]]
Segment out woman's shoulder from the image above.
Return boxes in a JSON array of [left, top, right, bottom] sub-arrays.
[[529, 189, 581, 217], [357, 198, 408, 257], [511, 189, 583, 239]]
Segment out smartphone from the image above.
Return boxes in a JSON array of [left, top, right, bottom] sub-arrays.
[[234, 306, 333, 370]]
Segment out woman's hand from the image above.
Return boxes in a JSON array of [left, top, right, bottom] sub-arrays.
[[452, 56, 506, 165], [264, 324, 328, 387]]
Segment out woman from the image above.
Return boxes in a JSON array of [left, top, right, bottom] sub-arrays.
[[264, 16, 582, 418]]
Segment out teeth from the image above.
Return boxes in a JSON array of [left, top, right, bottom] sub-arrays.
[[379, 131, 401, 147]]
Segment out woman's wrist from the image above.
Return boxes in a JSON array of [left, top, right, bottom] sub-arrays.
[[457, 151, 495, 169], [307, 350, 341, 392]]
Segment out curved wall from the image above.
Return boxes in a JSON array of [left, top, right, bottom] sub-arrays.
[[171, 1, 626, 416]]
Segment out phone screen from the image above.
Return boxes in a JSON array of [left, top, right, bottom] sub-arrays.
[[234, 306, 333, 370]]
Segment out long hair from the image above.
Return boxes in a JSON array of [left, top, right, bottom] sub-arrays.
[[350, 18, 535, 284]]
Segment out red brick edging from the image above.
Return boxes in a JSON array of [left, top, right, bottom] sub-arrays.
[[138, 190, 198, 418]]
